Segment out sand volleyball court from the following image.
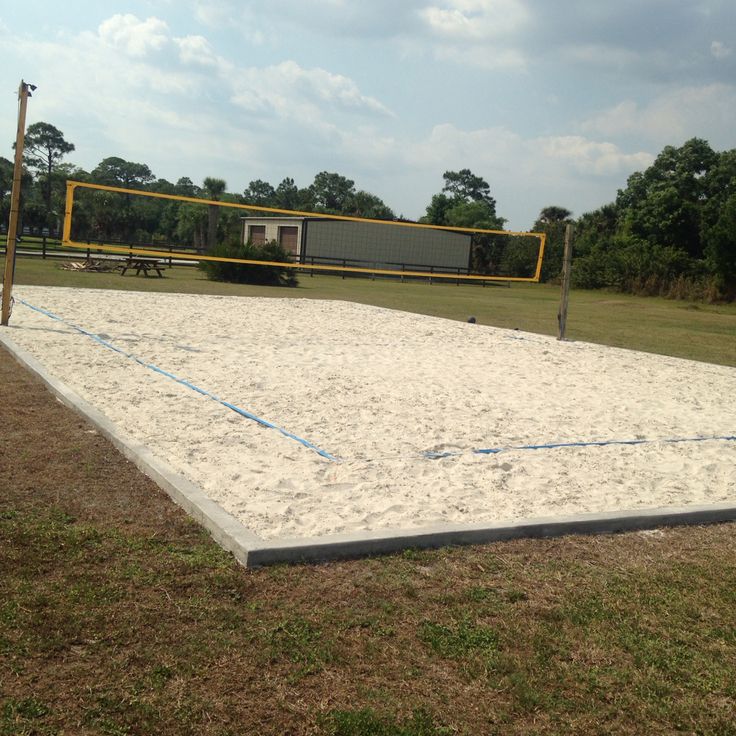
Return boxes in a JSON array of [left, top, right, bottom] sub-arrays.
[[5, 286, 736, 545]]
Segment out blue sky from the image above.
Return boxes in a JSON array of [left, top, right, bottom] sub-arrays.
[[1, 0, 734, 229]]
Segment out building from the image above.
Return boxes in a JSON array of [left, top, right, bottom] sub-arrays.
[[241, 216, 472, 274]]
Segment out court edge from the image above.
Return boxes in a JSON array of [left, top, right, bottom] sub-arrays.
[[3, 332, 735, 568]]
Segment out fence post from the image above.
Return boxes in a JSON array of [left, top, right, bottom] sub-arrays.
[[42, 235, 47, 259], [557, 223, 574, 340]]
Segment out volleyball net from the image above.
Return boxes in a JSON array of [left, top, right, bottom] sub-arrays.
[[61, 180, 546, 283]]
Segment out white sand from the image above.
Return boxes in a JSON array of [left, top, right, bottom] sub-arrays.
[[7, 285, 736, 540]]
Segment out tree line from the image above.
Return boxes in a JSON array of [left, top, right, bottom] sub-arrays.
[[0, 122, 399, 252], [415, 142, 736, 300], [2, 122, 734, 299], [573, 138, 735, 300]]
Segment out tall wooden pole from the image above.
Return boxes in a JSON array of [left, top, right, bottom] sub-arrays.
[[557, 223, 574, 341], [1, 81, 32, 326]]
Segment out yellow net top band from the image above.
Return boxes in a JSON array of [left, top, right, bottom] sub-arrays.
[[64, 180, 544, 238]]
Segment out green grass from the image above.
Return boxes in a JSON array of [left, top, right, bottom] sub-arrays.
[[320, 707, 452, 736], [6, 255, 736, 366], [419, 618, 499, 659], [266, 616, 336, 680], [1, 697, 55, 736], [3, 477, 736, 733]]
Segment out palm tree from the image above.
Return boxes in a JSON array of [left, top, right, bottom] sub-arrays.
[[203, 176, 227, 251], [536, 206, 573, 226]]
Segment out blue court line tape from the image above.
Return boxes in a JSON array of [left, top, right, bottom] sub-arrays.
[[424, 434, 736, 459], [16, 299, 735, 467], [18, 299, 338, 462]]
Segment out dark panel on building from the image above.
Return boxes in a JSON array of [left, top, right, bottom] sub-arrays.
[[278, 226, 299, 255], [303, 220, 471, 272], [248, 225, 266, 245]]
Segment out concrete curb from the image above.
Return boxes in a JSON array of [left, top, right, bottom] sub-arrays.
[[245, 502, 736, 565], [3, 331, 735, 568], [0, 333, 261, 567]]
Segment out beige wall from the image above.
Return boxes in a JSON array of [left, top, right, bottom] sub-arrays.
[[242, 218, 303, 254]]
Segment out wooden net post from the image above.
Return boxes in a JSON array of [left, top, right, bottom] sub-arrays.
[[1, 81, 33, 326], [557, 223, 574, 341]]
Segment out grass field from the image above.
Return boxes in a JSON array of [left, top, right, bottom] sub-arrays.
[[8, 256, 736, 366], [1, 254, 736, 734]]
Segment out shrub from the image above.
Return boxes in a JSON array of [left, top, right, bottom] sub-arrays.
[[570, 235, 721, 299], [571, 249, 611, 289], [198, 238, 298, 286]]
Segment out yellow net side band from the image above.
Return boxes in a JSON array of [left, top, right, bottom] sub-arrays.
[[63, 181, 547, 283]]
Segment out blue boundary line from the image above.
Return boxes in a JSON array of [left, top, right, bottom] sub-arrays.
[[424, 434, 736, 459], [18, 299, 338, 462], [16, 298, 735, 467]]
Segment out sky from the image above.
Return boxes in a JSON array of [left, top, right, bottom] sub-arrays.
[[0, 0, 734, 230]]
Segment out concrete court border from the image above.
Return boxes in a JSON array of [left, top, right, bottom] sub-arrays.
[[3, 332, 736, 568]]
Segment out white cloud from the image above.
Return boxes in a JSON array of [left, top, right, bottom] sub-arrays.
[[711, 40, 732, 59], [581, 84, 736, 148], [97, 14, 170, 57], [419, 0, 530, 40], [175, 35, 220, 66], [417, 0, 529, 69], [201, 1, 529, 70], [191, 1, 269, 44], [230, 61, 393, 123], [404, 123, 521, 173], [536, 135, 653, 176], [402, 123, 652, 181], [6, 13, 394, 185], [193, 0, 234, 28], [377, 122, 655, 225], [4, 26, 211, 180]]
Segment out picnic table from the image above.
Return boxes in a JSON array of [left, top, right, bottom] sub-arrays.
[[119, 256, 165, 278]]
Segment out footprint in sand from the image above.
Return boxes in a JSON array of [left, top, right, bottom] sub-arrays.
[[323, 482, 356, 492]]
